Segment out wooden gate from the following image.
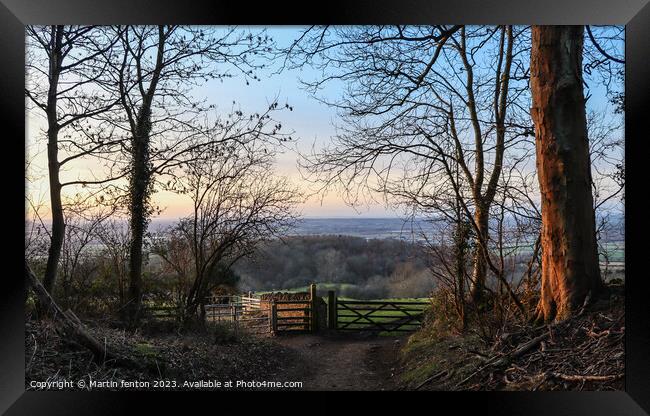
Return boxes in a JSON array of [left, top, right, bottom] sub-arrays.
[[333, 299, 429, 332], [270, 284, 318, 334]]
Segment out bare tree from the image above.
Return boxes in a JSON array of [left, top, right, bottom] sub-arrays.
[[95, 217, 131, 308], [422, 153, 541, 330], [583, 25, 625, 114], [25, 25, 125, 293], [152, 139, 300, 323], [421, 210, 472, 331], [285, 25, 533, 305], [103, 25, 291, 324], [55, 202, 116, 310]]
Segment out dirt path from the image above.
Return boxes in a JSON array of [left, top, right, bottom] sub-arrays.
[[270, 333, 405, 391]]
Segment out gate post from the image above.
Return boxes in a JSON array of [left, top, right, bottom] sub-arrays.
[[310, 283, 318, 333], [270, 300, 277, 335], [327, 290, 337, 330]]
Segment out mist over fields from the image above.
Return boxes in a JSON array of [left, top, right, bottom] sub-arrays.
[[149, 214, 624, 242], [28, 215, 624, 300], [229, 216, 624, 298]]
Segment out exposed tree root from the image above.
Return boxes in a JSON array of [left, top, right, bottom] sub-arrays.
[[401, 283, 625, 391]]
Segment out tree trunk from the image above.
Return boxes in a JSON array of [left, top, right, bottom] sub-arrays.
[[184, 271, 206, 325], [469, 203, 489, 304], [125, 107, 153, 326], [530, 26, 602, 322], [454, 215, 470, 330], [43, 131, 64, 294], [123, 27, 166, 326], [117, 258, 125, 307], [126, 213, 145, 325], [42, 26, 64, 294], [184, 299, 199, 321]]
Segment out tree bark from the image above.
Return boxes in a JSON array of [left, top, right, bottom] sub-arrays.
[[530, 26, 602, 322], [122, 26, 167, 327], [125, 107, 152, 326], [454, 212, 470, 330], [42, 26, 65, 294], [467, 26, 513, 305], [469, 203, 489, 303]]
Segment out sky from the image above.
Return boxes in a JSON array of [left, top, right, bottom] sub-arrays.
[[25, 26, 624, 221], [26, 26, 399, 219]]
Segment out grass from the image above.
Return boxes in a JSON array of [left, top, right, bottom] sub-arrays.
[[133, 342, 161, 360], [254, 283, 430, 301], [400, 357, 441, 386], [397, 318, 484, 389], [504, 241, 624, 263], [335, 297, 430, 336]]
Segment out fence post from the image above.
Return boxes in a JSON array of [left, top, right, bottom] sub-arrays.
[[327, 290, 337, 330], [270, 300, 277, 335], [310, 283, 318, 333]]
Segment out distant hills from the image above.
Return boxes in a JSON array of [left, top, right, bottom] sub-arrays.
[[151, 213, 624, 242]]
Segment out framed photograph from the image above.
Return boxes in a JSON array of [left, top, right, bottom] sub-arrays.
[[2, 0, 648, 414]]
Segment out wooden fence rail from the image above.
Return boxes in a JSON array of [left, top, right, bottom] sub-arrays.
[[144, 294, 270, 334], [144, 286, 429, 335]]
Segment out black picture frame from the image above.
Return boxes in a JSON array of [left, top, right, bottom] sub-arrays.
[[2, 1, 648, 414]]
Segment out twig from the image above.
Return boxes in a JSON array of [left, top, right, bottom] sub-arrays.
[[456, 332, 549, 388], [491, 332, 549, 368], [26, 333, 38, 371], [552, 373, 624, 382], [415, 370, 448, 390]]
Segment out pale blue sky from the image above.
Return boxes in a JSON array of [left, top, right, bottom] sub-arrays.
[[184, 26, 623, 218], [27, 26, 624, 220]]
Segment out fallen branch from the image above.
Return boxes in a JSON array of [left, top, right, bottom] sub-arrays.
[[455, 332, 549, 388], [552, 373, 624, 382], [491, 332, 549, 368], [25, 263, 129, 366], [415, 370, 448, 390]]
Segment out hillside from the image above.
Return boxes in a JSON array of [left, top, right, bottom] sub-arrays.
[[233, 235, 434, 298]]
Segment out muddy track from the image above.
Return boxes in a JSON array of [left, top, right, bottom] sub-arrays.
[[270, 333, 405, 391]]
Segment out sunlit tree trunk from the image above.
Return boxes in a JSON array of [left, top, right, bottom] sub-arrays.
[[530, 25, 602, 322]]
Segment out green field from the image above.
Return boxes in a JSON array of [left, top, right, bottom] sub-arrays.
[[503, 241, 625, 263], [601, 242, 625, 263], [335, 298, 429, 336]]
